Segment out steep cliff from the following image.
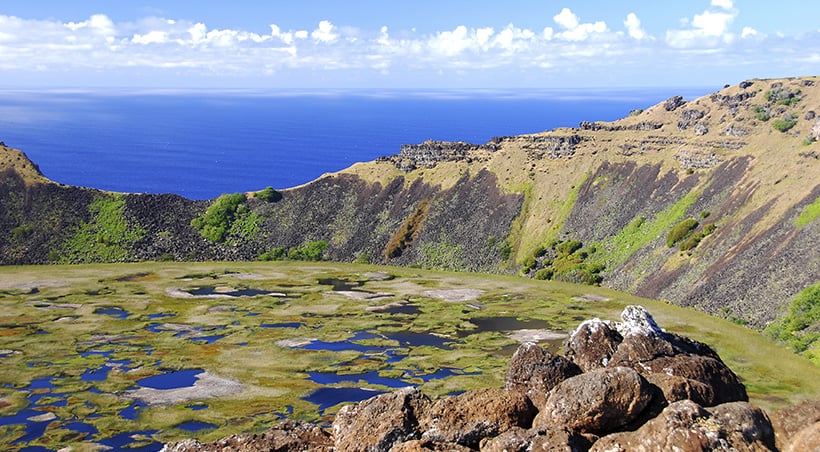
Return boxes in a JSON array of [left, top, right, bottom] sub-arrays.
[[0, 77, 818, 328]]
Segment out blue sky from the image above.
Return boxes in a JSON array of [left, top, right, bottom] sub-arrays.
[[1, 1, 818, 89]]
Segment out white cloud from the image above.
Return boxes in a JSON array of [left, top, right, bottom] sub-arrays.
[[624, 13, 647, 40], [554, 8, 579, 30], [552, 8, 607, 41], [0, 11, 815, 88], [666, 2, 739, 48], [311, 20, 338, 43], [741, 26, 758, 38], [132, 30, 169, 45]]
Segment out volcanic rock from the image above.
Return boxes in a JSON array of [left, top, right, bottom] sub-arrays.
[[504, 342, 582, 408], [533, 366, 653, 435], [419, 388, 535, 448], [332, 386, 431, 452]]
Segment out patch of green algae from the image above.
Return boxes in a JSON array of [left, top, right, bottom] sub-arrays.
[[0, 262, 817, 449]]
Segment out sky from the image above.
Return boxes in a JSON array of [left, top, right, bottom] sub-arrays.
[[0, 1, 818, 89]]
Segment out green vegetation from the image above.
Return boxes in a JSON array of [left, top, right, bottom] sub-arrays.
[[418, 241, 465, 271], [764, 87, 802, 106], [59, 194, 145, 263], [255, 186, 282, 202], [523, 239, 604, 285], [191, 193, 259, 243], [666, 218, 699, 247], [795, 196, 820, 228], [590, 190, 701, 269], [772, 115, 798, 133], [766, 283, 820, 365], [288, 240, 328, 261], [677, 223, 716, 252], [258, 240, 328, 262], [753, 105, 771, 122]]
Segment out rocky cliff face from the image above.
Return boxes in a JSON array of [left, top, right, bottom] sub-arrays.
[[0, 77, 818, 328]]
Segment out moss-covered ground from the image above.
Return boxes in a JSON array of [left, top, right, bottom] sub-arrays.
[[0, 261, 817, 449]]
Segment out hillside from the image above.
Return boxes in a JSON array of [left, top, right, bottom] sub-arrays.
[[0, 77, 818, 330]]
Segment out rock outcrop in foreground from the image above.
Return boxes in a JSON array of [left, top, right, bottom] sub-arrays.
[[164, 306, 818, 451]]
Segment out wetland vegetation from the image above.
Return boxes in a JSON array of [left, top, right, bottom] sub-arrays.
[[0, 261, 817, 450]]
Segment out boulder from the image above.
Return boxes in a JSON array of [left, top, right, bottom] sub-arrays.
[[163, 420, 333, 452], [389, 439, 472, 451], [478, 426, 592, 452], [504, 342, 582, 408], [419, 388, 535, 448], [770, 399, 820, 452], [591, 400, 775, 452], [332, 386, 431, 452], [533, 366, 653, 435], [563, 318, 623, 372]]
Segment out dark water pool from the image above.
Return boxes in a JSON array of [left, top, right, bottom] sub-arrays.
[[137, 369, 203, 390], [94, 306, 131, 319], [303, 387, 386, 411], [187, 287, 274, 297], [261, 322, 305, 329], [176, 420, 218, 432]]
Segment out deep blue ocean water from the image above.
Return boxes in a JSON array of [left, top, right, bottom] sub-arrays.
[[0, 88, 709, 200]]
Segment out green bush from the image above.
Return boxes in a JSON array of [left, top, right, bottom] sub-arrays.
[[256, 186, 282, 202], [60, 194, 145, 263], [258, 247, 287, 261], [772, 117, 797, 132], [556, 240, 583, 256], [766, 283, 820, 359], [533, 268, 554, 280], [288, 240, 328, 261], [666, 218, 699, 247], [703, 223, 717, 235], [753, 105, 771, 122], [191, 193, 248, 242], [679, 232, 704, 251]]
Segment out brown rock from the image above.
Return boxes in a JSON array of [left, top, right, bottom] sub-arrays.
[[640, 355, 747, 405], [479, 426, 533, 452], [504, 342, 582, 408], [770, 399, 820, 451], [419, 388, 535, 448], [164, 420, 333, 452], [707, 402, 776, 450], [530, 427, 593, 452], [389, 439, 472, 451], [533, 366, 653, 435], [784, 423, 820, 452], [332, 386, 431, 452], [591, 400, 776, 452], [563, 319, 622, 372], [645, 373, 715, 407]]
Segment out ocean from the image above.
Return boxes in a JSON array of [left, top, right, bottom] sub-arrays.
[[0, 88, 709, 200]]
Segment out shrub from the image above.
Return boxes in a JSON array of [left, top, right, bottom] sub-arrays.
[[772, 117, 797, 133], [256, 186, 282, 202], [703, 223, 717, 235], [700, 210, 710, 219], [287, 240, 328, 261], [766, 283, 820, 357], [666, 218, 699, 247], [679, 232, 704, 251], [556, 240, 583, 256], [258, 247, 287, 261], [191, 193, 248, 242], [533, 268, 554, 280], [753, 105, 771, 122]]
